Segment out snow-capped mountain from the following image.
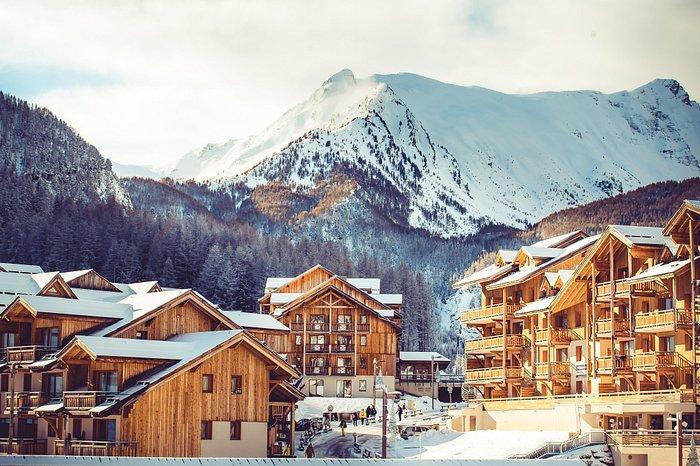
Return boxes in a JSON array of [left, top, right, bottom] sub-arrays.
[[166, 70, 700, 237]]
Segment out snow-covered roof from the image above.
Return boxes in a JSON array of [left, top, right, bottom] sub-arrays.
[[610, 225, 670, 246], [627, 259, 690, 283], [496, 249, 518, 264], [70, 335, 189, 360], [123, 281, 160, 294], [265, 277, 292, 291], [453, 263, 516, 289], [374, 293, 403, 305], [59, 269, 93, 282], [513, 296, 556, 317], [400, 351, 450, 362], [520, 246, 563, 259], [487, 235, 599, 290], [72, 287, 132, 303], [544, 272, 559, 287], [270, 292, 303, 305], [0, 271, 62, 295], [221, 310, 290, 332], [531, 230, 585, 248], [376, 309, 395, 318], [5, 295, 131, 319], [557, 269, 574, 284], [0, 262, 44, 274], [346, 278, 381, 293]]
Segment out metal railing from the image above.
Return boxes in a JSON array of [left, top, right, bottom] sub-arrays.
[[509, 430, 606, 459]]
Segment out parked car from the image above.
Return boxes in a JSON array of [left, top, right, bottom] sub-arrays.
[[400, 425, 432, 440], [295, 418, 312, 431]]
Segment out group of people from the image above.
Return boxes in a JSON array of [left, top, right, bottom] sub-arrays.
[[351, 405, 377, 426]]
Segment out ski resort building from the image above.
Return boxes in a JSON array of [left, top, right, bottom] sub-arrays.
[[453, 200, 700, 466], [0, 268, 303, 457], [259, 265, 402, 398], [396, 351, 464, 401]]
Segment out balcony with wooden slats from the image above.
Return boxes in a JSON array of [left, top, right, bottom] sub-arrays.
[[4, 345, 55, 364], [464, 366, 522, 384], [596, 355, 632, 374], [2, 392, 48, 414], [304, 344, 329, 353], [331, 323, 354, 333], [632, 352, 690, 372], [330, 366, 355, 376], [634, 308, 692, 333], [63, 391, 116, 413], [534, 362, 571, 379], [305, 366, 328, 376], [465, 334, 526, 354], [0, 438, 47, 455], [534, 328, 583, 346], [330, 344, 354, 353], [54, 440, 138, 457], [595, 280, 630, 299], [460, 303, 523, 325], [595, 318, 630, 337]]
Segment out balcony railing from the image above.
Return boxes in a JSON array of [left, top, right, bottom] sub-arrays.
[[464, 366, 521, 383], [629, 281, 666, 295], [306, 322, 329, 332], [0, 438, 48, 455], [399, 374, 434, 383], [330, 366, 355, 376], [4, 345, 55, 364], [595, 318, 630, 336], [54, 440, 138, 456], [63, 391, 116, 411], [596, 280, 630, 297], [597, 355, 632, 373], [3, 392, 47, 413], [632, 352, 690, 371], [534, 328, 582, 345], [305, 366, 327, 375], [356, 323, 370, 332], [305, 344, 329, 353], [290, 322, 304, 331], [634, 308, 692, 332], [606, 430, 700, 447], [465, 334, 525, 353], [534, 362, 570, 378], [331, 323, 354, 332], [461, 303, 523, 324], [330, 344, 354, 353]]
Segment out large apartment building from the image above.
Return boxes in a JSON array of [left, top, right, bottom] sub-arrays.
[[0, 268, 303, 457], [453, 200, 700, 466], [259, 265, 402, 398]]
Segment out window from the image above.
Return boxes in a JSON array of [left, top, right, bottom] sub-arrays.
[[359, 380, 367, 392], [97, 371, 118, 392], [295, 335, 302, 346], [135, 331, 148, 340], [201, 421, 212, 440], [95, 419, 116, 442], [43, 373, 63, 397], [0, 374, 7, 392], [360, 335, 367, 346], [359, 357, 367, 369], [230, 421, 241, 440], [309, 379, 324, 396], [294, 314, 303, 323], [0, 332, 16, 348], [231, 375, 242, 395], [360, 314, 368, 324], [202, 374, 213, 393], [40, 327, 59, 349], [23, 373, 32, 391]]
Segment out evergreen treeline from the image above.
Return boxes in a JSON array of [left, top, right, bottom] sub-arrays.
[[0, 169, 438, 351]]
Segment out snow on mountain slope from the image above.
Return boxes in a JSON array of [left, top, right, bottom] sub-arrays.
[[165, 70, 700, 237]]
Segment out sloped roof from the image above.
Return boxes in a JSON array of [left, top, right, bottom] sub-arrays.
[[520, 247, 564, 259], [0, 271, 74, 297], [495, 249, 518, 264], [399, 351, 450, 362], [221, 310, 290, 332], [0, 263, 44, 274], [627, 259, 691, 283], [610, 225, 670, 246], [374, 294, 403, 305], [544, 272, 559, 287], [452, 263, 517, 289], [531, 230, 586, 248], [1, 295, 131, 320], [67, 335, 190, 360], [513, 296, 556, 318]]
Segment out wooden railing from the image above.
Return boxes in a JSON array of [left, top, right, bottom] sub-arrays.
[[4, 345, 55, 364], [63, 391, 116, 411], [399, 374, 433, 383], [290, 323, 304, 331], [3, 392, 47, 412], [330, 344, 354, 353], [330, 366, 355, 376], [306, 322, 329, 332], [632, 352, 689, 371], [464, 366, 521, 382], [534, 362, 570, 378], [356, 323, 370, 332], [635, 308, 692, 331], [54, 440, 138, 456], [595, 318, 630, 335], [597, 355, 632, 372], [304, 344, 329, 353], [629, 281, 666, 295], [606, 430, 700, 447], [596, 280, 630, 297], [0, 438, 48, 455], [305, 366, 327, 375], [465, 334, 525, 352], [331, 323, 354, 332], [461, 303, 523, 324]]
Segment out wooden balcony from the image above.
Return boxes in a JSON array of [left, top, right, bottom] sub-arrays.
[[632, 352, 690, 372], [596, 355, 632, 373], [54, 440, 138, 456], [465, 335, 525, 354], [399, 374, 433, 383], [3, 392, 47, 414], [535, 328, 582, 346], [464, 366, 522, 384], [290, 322, 304, 331], [634, 308, 692, 333], [330, 366, 355, 376], [306, 322, 329, 332], [629, 281, 666, 295], [461, 303, 523, 325], [534, 362, 570, 379], [0, 438, 48, 455], [331, 323, 354, 332], [595, 318, 630, 336], [63, 391, 115, 412], [330, 344, 354, 353], [305, 366, 328, 375], [596, 280, 630, 298], [305, 344, 329, 353], [4, 345, 54, 364], [356, 323, 370, 333]]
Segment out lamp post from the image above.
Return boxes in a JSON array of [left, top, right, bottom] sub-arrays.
[[668, 412, 687, 466], [374, 373, 399, 459], [430, 354, 435, 410]]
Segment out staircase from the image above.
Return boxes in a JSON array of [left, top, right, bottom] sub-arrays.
[[507, 430, 607, 459]]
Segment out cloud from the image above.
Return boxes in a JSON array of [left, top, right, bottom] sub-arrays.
[[0, 0, 698, 165]]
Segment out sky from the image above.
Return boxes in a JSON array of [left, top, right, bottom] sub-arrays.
[[1, 0, 699, 167]]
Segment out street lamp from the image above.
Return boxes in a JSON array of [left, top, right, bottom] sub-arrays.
[[374, 373, 400, 459], [668, 412, 688, 466]]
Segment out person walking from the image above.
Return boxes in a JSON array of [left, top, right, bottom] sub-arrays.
[[397, 403, 404, 421], [352, 411, 359, 426], [366, 405, 373, 424], [305, 442, 315, 458], [359, 408, 366, 425], [339, 418, 347, 436]]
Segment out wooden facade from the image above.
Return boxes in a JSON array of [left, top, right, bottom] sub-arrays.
[[259, 265, 402, 398]]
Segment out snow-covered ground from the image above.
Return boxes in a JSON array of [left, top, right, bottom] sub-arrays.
[[295, 395, 451, 420]]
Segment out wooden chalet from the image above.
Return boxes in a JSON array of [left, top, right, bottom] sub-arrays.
[[396, 352, 463, 401], [259, 265, 402, 398], [0, 267, 303, 457]]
